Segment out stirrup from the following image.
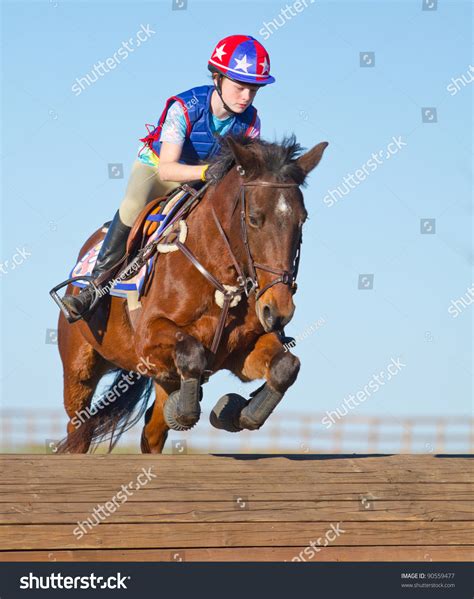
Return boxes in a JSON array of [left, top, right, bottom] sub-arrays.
[[49, 275, 101, 323]]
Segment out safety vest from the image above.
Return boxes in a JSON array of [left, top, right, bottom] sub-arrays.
[[139, 85, 258, 165]]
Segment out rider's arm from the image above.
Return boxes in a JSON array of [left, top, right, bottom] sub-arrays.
[[158, 141, 205, 182], [156, 101, 207, 182]]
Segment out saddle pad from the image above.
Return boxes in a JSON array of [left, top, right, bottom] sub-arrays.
[[69, 227, 159, 298], [69, 187, 191, 298]]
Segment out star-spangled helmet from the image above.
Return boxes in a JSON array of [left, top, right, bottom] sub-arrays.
[[208, 34, 275, 86]]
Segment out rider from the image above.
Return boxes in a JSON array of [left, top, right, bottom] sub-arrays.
[[60, 34, 275, 323]]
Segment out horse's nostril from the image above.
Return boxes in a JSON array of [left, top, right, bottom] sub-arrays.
[[263, 305, 272, 322]]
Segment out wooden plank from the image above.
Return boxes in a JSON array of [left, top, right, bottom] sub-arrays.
[[1, 483, 472, 502], [1, 456, 471, 483], [0, 500, 472, 524], [0, 522, 472, 551], [3, 472, 472, 484], [1, 546, 472, 562], [2, 466, 474, 488], [2, 455, 472, 476], [2, 454, 472, 471]]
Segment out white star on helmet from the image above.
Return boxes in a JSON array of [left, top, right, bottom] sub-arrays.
[[260, 57, 270, 74], [213, 44, 227, 62], [234, 54, 252, 73]]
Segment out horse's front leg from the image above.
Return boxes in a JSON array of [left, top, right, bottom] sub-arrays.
[[135, 318, 207, 430], [211, 333, 300, 431]]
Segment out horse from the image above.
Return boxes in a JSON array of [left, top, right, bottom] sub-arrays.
[[55, 134, 328, 454]]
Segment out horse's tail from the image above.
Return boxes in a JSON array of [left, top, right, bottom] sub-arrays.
[[57, 369, 154, 454]]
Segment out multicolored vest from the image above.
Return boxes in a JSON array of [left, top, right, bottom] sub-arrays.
[[139, 85, 258, 165]]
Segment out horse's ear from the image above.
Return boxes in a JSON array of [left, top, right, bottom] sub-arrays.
[[225, 137, 254, 172], [296, 141, 329, 175]]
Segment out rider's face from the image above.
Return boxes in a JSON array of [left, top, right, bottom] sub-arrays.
[[220, 77, 260, 113]]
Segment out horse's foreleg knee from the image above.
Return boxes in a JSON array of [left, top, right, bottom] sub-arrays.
[[136, 320, 207, 381], [137, 319, 207, 430], [174, 331, 207, 380]]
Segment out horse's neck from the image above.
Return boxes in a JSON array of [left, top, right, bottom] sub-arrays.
[[191, 173, 244, 266]]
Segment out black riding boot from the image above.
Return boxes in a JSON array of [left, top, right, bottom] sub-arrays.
[[62, 211, 131, 322]]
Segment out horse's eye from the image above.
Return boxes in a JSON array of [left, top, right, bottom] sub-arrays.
[[249, 214, 260, 228]]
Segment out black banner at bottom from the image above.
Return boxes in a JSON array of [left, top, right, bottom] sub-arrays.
[[0, 562, 472, 598]]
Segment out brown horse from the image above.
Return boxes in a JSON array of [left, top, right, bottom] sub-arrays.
[[56, 135, 328, 453]]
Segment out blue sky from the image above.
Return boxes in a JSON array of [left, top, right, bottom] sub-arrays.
[[1, 0, 472, 450]]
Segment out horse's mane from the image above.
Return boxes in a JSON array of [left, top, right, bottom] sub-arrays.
[[208, 133, 309, 187]]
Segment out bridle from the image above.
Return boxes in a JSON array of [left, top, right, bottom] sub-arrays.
[[237, 178, 302, 300], [174, 167, 302, 366], [210, 175, 302, 298]]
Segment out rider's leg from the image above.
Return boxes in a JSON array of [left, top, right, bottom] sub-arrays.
[[62, 160, 179, 322], [118, 159, 180, 226], [61, 210, 132, 321]]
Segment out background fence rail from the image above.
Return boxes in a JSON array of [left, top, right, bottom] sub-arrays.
[[1, 409, 472, 454]]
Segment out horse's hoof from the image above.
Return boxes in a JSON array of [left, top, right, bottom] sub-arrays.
[[210, 394, 247, 432], [164, 390, 196, 431]]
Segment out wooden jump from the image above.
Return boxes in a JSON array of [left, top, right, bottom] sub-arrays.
[[0, 454, 472, 562]]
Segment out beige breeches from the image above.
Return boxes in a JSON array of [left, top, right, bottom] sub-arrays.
[[119, 159, 180, 227]]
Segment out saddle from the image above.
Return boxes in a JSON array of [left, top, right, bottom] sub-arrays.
[[126, 181, 204, 259], [67, 181, 203, 295]]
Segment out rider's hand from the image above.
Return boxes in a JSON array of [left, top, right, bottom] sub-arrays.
[[202, 162, 221, 184]]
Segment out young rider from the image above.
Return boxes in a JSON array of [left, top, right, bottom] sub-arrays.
[[60, 34, 275, 322]]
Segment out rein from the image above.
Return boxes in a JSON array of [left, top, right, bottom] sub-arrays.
[[174, 168, 301, 369]]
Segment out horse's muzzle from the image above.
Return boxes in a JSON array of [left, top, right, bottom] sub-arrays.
[[257, 299, 295, 333]]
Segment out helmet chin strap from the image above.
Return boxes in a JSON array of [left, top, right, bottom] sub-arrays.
[[213, 74, 239, 116]]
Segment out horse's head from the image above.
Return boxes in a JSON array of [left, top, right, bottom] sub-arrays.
[[220, 135, 328, 333]]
